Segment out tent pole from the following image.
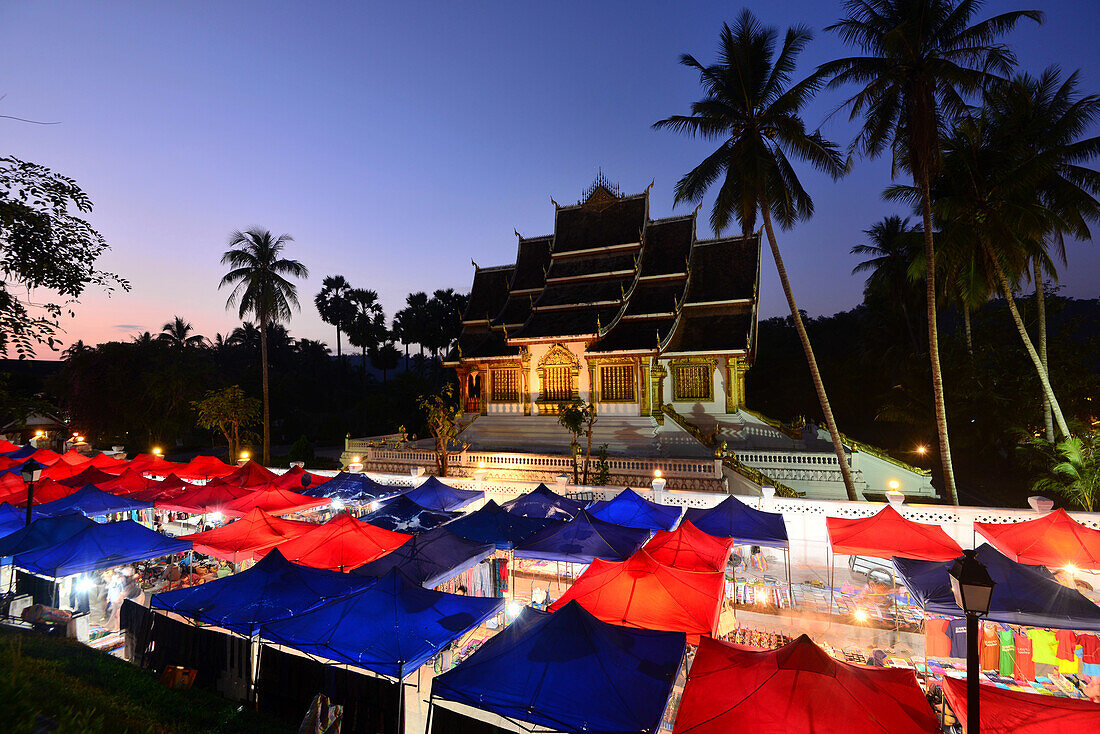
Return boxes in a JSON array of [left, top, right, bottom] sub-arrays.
[[397, 671, 405, 734], [829, 553, 834, 616], [425, 694, 434, 734], [785, 548, 792, 607]]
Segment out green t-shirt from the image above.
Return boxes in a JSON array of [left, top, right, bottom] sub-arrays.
[[999, 629, 1015, 675]]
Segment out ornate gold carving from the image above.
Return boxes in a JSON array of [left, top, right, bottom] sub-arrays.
[[520, 346, 531, 416], [670, 357, 716, 402], [536, 344, 579, 411], [725, 356, 748, 413]]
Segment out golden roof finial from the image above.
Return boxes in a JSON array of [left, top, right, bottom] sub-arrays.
[[471, 259, 479, 269]]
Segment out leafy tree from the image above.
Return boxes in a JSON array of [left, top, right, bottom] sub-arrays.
[[654, 10, 857, 499], [0, 156, 128, 357], [819, 0, 1042, 504], [219, 229, 309, 465], [557, 400, 596, 484], [592, 444, 612, 486], [314, 275, 354, 363], [191, 385, 260, 464], [417, 383, 462, 476], [1032, 432, 1100, 511], [369, 339, 401, 383], [158, 316, 206, 350], [288, 434, 315, 465]]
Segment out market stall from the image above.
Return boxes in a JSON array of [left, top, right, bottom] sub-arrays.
[[33, 485, 153, 519], [174, 455, 238, 482], [501, 483, 588, 520], [588, 487, 681, 531], [268, 512, 411, 572], [939, 673, 1100, 733], [362, 494, 460, 533], [219, 484, 331, 518], [352, 527, 495, 588], [179, 507, 315, 563], [401, 475, 484, 512], [643, 520, 734, 573], [270, 466, 331, 492], [443, 500, 559, 551], [975, 509, 1100, 572], [222, 459, 279, 487]]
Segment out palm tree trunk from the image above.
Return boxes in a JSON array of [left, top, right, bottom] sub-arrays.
[[1035, 260, 1054, 441], [760, 203, 859, 501], [984, 242, 1071, 439], [260, 319, 271, 465], [962, 303, 974, 360], [335, 327, 342, 361], [919, 180, 959, 505]]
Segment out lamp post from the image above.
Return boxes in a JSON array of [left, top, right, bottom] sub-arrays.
[[949, 549, 995, 734], [21, 459, 45, 526]]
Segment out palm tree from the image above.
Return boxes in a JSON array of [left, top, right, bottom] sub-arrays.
[[346, 288, 386, 378], [369, 339, 402, 383], [158, 316, 206, 349], [851, 216, 924, 352], [1033, 433, 1100, 512], [988, 68, 1100, 440], [654, 11, 858, 500], [314, 275, 354, 364], [404, 291, 430, 368], [818, 0, 1042, 505], [219, 228, 309, 465]]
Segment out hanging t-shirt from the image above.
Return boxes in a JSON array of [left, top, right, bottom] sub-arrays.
[[1014, 634, 1035, 680], [1027, 629, 1059, 666], [998, 629, 1015, 676], [948, 618, 969, 659], [1055, 629, 1080, 674], [980, 625, 1000, 671], [925, 618, 951, 658], [1079, 634, 1100, 676]]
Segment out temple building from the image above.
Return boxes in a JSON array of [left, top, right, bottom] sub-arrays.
[[446, 175, 759, 422]]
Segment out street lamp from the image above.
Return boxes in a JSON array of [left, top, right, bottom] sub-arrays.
[[949, 549, 995, 734], [20, 458, 45, 526]]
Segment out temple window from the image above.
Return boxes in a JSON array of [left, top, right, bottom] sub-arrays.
[[542, 366, 573, 402], [672, 363, 713, 401], [490, 367, 520, 402], [600, 364, 635, 402]]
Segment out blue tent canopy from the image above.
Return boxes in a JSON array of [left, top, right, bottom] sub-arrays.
[[302, 472, 404, 503], [588, 488, 681, 531], [0, 513, 95, 559], [152, 549, 373, 635], [682, 495, 789, 548], [402, 476, 483, 512], [431, 600, 686, 734], [14, 520, 190, 578], [502, 483, 588, 520], [362, 494, 459, 533], [352, 527, 494, 588], [4, 445, 36, 459], [514, 510, 650, 565], [34, 485, 153, 518], [0, 502, 26, 537], [893, 544, 1100, 631], [260, 569, 503, 680], [444, 500, 560, 550]]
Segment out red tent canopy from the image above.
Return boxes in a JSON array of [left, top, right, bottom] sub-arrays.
[[87, 452, 130, 471], [41, 461, 88, 481], [549, 550, 724, 641], [221, 484, 330, 518], [975, 509, 1100, 572], [155, 482, 254, 515], [643, 520, 734, 572], [223, 459, 279, 487], [55, 449, 91, 466], [96, 468, 156, 495], [267, 512, 411, 571], [10, 478, 77, 507], [271, 466, 331, 492], [0, 456, 22, 471], [175, 455, 237, 481], [128, 474, 191, 503], [56, 466, 119, 488], [941, 674, 1100, 733], [673, 635, 939, 734], [180, 507, 315, 563], [826, 506, 963, 561], [0, 472, 26, 504], [26, 448, 62, 466], [0, 440, 21, 453]]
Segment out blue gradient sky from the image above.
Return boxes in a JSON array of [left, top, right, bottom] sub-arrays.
[[3, 1, 1098, 354]]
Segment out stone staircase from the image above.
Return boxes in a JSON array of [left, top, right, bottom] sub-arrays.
[[456, 415, 667, 457]]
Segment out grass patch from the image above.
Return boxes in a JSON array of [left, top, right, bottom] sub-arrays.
[[0, 627, 294, 734]]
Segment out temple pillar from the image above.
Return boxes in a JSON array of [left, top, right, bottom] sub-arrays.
[[650, 359, 666, 425]]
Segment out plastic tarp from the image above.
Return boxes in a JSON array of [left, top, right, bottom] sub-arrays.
[[432, 600, 686, 734], [301, 471, 403, 503], [501, 483, 589, 520], [975, 509, 1100, 572], [352, 527, 495, 588], [514, 509, 651, 564], [672, 635, 939, 734], [442, 500, 559, 550], [643, 521, 734, 572], [8, 478, 75, 507], [56, 466, 119, 488], [14, 520, 190, 578], [362, 494, 460, 533], [260, 569, 503, 680], [940, 673, 1100, 734], [220, 485, 330, 518], [270, 512, 412, 571], [34, 484, 153, 518], [893, 544, 1100, 630], [4, 445, 37, 459], [588, 488, 682, 531], [0, 440, 21, 453], [151, 549, 373, 635], [0, 502, 25, 536], [0, 513, 96, 559], [401, 475, 483, 512], [549, 550, 723, 640], [827, 506, 963, 561], [155, 482, 254, 515], [271, 466, 331, 492], [125, 453, 182, 476], [682, 495, 790, 548], [222, 459, 279, 487], [175, 455, 237, 481], [180, 508, 316, 563]]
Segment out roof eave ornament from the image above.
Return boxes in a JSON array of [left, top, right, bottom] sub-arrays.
[[645, 179, 655, 195], [471, 259, 479, 270], [550, 195, 559, 208]]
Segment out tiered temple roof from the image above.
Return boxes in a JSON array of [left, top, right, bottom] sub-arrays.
[[448, 179, 760, 363]]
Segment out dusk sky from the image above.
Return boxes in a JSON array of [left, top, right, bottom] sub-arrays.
[[4, 1, 1099, 356]]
